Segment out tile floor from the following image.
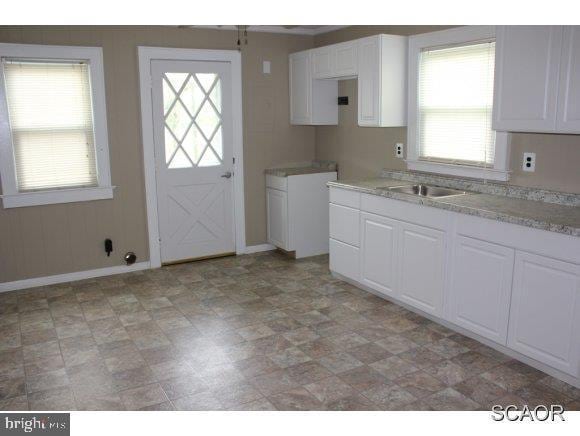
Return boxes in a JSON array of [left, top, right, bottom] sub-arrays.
[[1, 251, 579, 411]]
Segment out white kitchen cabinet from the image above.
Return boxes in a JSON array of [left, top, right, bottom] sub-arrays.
[[329, 238, 360, 282], [556, 26, 580, 132], [493, 25, 580, 134], [360, 212, 398, 297], [312, 46, 332, 78], [312, 41, 357, 79], [289, 50, 337, 125], [329, 203, 360, 247], [328, 185, 580, 386], [448, 236, 514, 345], [357, 35, 407, 127], [398, 222, 445, 317], [266, 187, 288, 250], [290, 34, 406, 127], [508, 252, 580, 377], [266, 172, 337, 258]]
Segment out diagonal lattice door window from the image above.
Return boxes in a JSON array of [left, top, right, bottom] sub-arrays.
[[162, 72, 223, 169]]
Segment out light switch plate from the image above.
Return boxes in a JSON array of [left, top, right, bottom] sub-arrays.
[[522, 152, 536, 172], [263, 61, 271, 74]]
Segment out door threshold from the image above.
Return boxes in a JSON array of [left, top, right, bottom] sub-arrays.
[[162, 251, 236, 266]]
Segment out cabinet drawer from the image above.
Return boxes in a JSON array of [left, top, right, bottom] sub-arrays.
[[266, 175, 288, 192], [329, 187, 360, 208], [330, 238, 360, 282], [329, 203, 360, 247]]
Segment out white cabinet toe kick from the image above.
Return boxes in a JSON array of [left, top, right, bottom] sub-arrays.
[[329, 186, 580, 388]]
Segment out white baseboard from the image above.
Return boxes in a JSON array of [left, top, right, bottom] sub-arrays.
[[244, 243, 276, 254], [0, 261, 151, 293]]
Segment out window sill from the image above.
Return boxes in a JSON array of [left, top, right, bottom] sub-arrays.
[[406, 160, 510, 182], [1, 186, 115, 208]]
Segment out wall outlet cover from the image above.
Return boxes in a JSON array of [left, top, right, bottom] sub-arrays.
[[522, 152, 536, 172], [395, 143, 404, 158]]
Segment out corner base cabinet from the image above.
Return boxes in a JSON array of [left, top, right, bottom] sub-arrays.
[[328, 185, 580, 386]]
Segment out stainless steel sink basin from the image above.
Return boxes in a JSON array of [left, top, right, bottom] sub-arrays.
[[383, 184, 467, 198]]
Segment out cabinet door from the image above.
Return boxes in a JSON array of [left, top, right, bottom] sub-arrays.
[[333, 41, 358, 77], [312, 46, 333, 79], [266, 188, 288, 250], [357, 36, 381, 126], [398, 222, 445, 316], [448, 236, 514, 345], [360, 213, 398, 297], [508, 252, 580, 376], [289, 51, 311, 124], [329, 238, 360, 282], [493, 26, 563, 132], [556, 26, 580, 133]]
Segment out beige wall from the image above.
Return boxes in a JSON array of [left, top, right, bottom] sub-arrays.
[[314, 26, 580, 194], [0, 26, 315, 283]]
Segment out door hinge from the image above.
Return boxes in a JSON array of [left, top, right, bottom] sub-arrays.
[[233, 157, 236, 164]]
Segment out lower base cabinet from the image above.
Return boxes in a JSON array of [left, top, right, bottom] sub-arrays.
[[508, 251, 580, 376], [398, 222, 445, 317], [328, 186, 580, 384], [448, 236, 514, 345]]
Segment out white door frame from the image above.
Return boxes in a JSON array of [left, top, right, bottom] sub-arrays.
[[138, 46, 246, 268]]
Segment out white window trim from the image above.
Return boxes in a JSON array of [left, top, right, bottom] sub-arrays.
[[0, 43, 114, 208], [407, 26, 511, 182]]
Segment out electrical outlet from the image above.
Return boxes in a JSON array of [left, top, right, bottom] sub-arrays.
[[522, 152, 536, 172], [395, 143, 404, 158]]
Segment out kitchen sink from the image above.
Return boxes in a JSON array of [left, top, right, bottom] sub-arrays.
[[381, 184, 468, 198]]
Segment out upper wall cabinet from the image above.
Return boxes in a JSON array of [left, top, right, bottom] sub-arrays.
[[357, 35, 407, 127], [493, 25, 580, 133], [312, 40, 358, 79], [557, 26, 580, 132], [289, 50, 338, 125], [290, 34, 407, 127]]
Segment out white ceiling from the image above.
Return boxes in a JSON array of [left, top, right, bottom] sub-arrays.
[[189, 25, 348, 36]]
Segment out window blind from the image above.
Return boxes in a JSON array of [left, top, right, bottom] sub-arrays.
[[3, 60, 98, 191], [417, 41, 496, 166]]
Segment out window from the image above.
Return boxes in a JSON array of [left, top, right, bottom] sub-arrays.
[[0, 44, 112, 208], [407, 27, 510, 181]]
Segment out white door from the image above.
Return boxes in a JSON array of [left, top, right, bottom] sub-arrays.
[[507, 251, 580, 376], [556, 26, 580, 133], [151, 60, 235, 263], [448, 236, 514, 345], [360, 212, 398, 297], [493, 25, 563, 132], [397, 222, 445, 317]]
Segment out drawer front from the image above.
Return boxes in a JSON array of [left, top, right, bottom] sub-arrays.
[[329, 203, 360, 247], [330, 238, 360, 281], [329, 187, 360, 208], [266, 174, 288, 191]]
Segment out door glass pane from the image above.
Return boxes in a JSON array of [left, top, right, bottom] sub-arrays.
[[161, 72, 223, 169], [196, 73, 217, 93]]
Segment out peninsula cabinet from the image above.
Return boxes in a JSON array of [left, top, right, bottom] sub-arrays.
[[493, 25, 580, 133], [328, 186, 580, 386]]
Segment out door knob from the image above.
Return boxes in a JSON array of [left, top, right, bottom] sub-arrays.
[[221, 171, 232, 179]]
